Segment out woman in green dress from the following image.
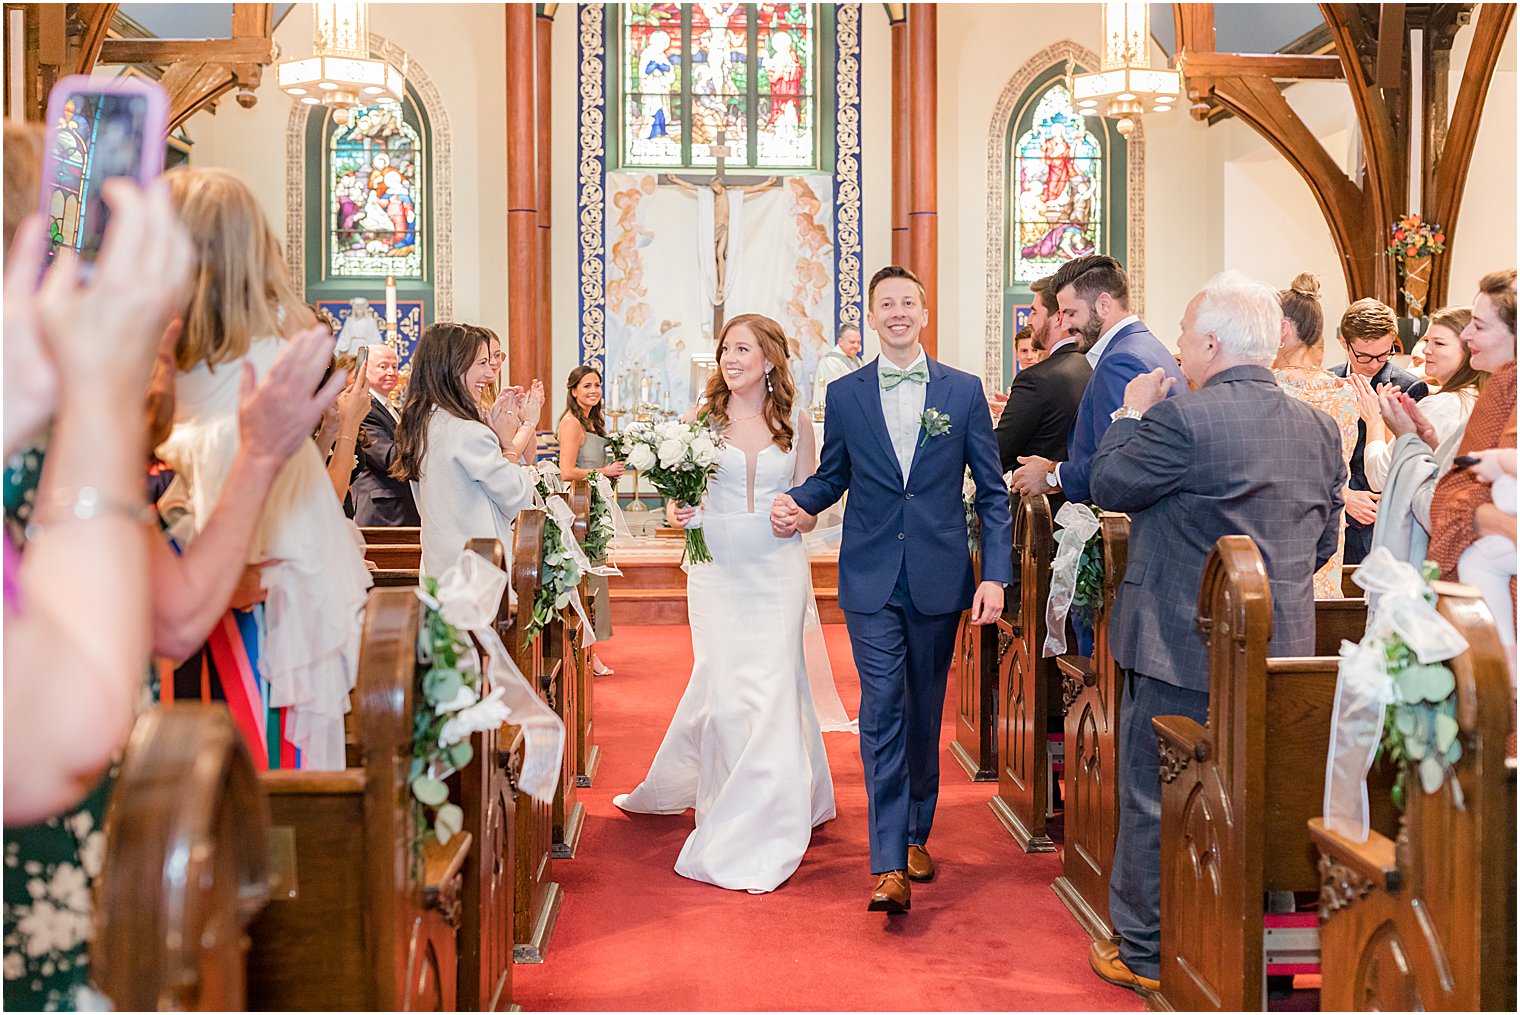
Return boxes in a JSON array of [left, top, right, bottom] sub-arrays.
[[557, 366, 625, 673]]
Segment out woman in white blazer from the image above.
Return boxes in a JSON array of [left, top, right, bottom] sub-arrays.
[[393, 323, 542, 576]]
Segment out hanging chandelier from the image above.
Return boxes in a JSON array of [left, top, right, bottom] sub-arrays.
[[278, 3, 405, 121], [1069, 2, 1181, 137]]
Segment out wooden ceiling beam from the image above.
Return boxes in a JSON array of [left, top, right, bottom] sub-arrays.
[[1429, 1, 1516, 303], [97, 36, 275, 66], [70, 3, 119, 74], [1376, 3, 1407, 88], [1178, 52, 1345, 80], [1174, 2, 1218, 118]]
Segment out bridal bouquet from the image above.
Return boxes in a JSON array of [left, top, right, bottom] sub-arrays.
[[611, 419, 726, 564]]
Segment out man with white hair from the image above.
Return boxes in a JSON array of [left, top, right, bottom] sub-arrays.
[[1083, 271, 1346, 995], [812, 324, 865, 408]]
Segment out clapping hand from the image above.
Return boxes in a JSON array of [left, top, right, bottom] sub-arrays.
[[988, 390, 1008, 422], [1378, 389, 1438, 449], [1347, 373, 1383, 425], [517, 379, 546, 430], [770, 493, 801, 537]]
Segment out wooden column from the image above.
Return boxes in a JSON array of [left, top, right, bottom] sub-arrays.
[[505, 3, 539, 390], [536, 7, 555, 412], [907, 3, 938, 356], [890, 9, 909, 267]]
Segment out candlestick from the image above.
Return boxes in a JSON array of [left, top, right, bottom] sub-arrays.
[[385, 275, 397, 328]]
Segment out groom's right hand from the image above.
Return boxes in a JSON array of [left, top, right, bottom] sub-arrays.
[[770, 493, 801, 537]]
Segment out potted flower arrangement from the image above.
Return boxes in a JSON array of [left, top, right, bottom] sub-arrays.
[[1386, 213, 1447, 317]]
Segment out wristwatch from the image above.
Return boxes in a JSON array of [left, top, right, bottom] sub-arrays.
[[1110, 405, 1144, 423], [1044, 460, 1059, 490]]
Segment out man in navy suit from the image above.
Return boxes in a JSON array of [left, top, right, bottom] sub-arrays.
[[772, 266, 1013, 914], [1007, 255, 1185, 506]]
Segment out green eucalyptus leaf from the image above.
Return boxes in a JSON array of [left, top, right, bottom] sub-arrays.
[[1418, 755, 1444, 795], [1434, 711, 1459, 753], [1445, 739, 1462, 764], [411, 775, 449, 806], [435, 803, 464, 844], [447, 741, 474, 769], [1405, 734, 1428, 760], [424, 667, 463, 703], [1395, 709, 1417, 735]]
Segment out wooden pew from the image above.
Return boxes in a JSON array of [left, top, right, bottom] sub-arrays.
[[453, 537, 520, 1011], [568, 478, 602, 789], [1309, 583, 1516, 1012], [1052, 512, 1128, 942], [503, 509, 562, 963], [246, 588, 472, 1011], [366, 543, 423, 571], [1151, 536, 1392, 1012], [90, 706, 270, 1011], [951, 545, 998, 782], [1339, 563, 1359, 598], [361, 526, 422, 545], [990, 493, 1061, 852]]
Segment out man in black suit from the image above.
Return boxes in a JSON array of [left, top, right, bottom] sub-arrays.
[[1327, 298, 1427, 564], [994, 274, 1093, 507], [352, 344, 420, 527]]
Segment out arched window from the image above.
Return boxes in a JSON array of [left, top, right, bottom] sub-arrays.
[[615, 3, 833, 171], [996, 61, 1130, 387], [303, 72, 435, 332]]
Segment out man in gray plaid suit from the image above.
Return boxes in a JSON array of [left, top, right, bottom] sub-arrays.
[[1084, 271, 1346, 993]]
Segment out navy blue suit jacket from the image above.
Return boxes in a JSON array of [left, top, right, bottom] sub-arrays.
[[789, 356, 1014, 616], [1063, 321, 1186, 506]]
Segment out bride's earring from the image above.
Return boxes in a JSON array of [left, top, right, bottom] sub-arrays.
[[765, 371, 773, 392]]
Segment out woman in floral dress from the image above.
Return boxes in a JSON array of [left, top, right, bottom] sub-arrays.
[[1272, 273, 1360, 599]]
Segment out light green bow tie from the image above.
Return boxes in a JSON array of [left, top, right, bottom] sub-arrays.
[[879, 362, 929, 390]]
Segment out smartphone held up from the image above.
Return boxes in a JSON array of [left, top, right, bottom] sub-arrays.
[[39, 75, 169, 277]]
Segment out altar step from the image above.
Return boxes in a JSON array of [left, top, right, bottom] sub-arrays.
[[608, 545, 843, 626]]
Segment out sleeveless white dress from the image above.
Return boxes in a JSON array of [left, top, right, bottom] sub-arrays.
[[615, 438, 836, 893]]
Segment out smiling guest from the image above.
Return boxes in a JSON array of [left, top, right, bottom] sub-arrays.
[[392, 322, 544, 576], [560, 365, 626, 673], [1329, 298, 1428, 562], [352, 343, 421, 527]]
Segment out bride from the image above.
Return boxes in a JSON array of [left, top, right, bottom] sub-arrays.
[[614, 313, 855, 893]]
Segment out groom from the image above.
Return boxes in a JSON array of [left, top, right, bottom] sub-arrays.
[[772, 266, 1013, 914]]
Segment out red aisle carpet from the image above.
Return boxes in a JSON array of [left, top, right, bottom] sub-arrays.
[[513, 624, 1145, 1012]]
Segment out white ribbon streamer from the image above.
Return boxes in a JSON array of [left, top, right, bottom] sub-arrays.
[[1323, 547, 1469, 840], [425, 549, 566, 804], [1043, 502, 1101, 657], [544, 494, 607, 646], [593, 472, 635, 565]]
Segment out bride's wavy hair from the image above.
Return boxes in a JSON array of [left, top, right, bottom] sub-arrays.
[[702, 313, 796, 451]]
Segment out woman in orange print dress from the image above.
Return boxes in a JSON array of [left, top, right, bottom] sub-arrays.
[[1272, 273, 1360, 599]]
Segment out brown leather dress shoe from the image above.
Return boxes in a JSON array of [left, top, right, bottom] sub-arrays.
[[1088, 940, 1159, 994], [906, 844, 935, 882], [868, 871, 911, 913]]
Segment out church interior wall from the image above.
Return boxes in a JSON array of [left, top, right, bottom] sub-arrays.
[[174, 4, 1513, 389]]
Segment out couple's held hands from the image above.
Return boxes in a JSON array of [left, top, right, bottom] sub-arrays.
[[1009, 455, 1055, 496], [770, 493, 801, 537], [1344, 487, 1379, 526], [969, 581, 1005, 626]]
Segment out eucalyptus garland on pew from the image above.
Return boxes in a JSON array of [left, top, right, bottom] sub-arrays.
[[524, 466, 585, 646], [1069, 529, 1105, 627], [583, 470, 616, 565], [408, 577, 479, 859]]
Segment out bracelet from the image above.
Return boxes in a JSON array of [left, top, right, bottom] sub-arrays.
[[25, 486, 156, 541]]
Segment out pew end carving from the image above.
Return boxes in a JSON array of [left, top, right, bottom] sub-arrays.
[[951, 548, 999, 781], [1309, 582, 1516, 1012], [92, 705, 271, 1012]]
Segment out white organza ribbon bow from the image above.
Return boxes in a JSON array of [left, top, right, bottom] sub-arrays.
[[543, 493, 611, 646], [1043, 502, 1101, 657], [1323, 547, 1468, 840], [423, 549, 565, 804], [592, 472, 635, 555]]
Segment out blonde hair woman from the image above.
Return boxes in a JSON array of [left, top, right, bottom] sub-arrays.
[[157, 167, 372, 771]]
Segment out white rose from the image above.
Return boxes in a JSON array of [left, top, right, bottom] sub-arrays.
[[690, 434, 716, 462], [654, 421, 683, 441], [657, 438, 687, 470], [627, 443, 657, 471]]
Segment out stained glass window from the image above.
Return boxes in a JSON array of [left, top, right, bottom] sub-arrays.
[[44, 96, 95, 254], [328, 101, 424, 278], [1010, 83, 1103, 283], [620, 3, 819, 170]]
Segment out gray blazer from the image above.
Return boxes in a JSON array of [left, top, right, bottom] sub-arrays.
[[1089, 365, 1346, 694]]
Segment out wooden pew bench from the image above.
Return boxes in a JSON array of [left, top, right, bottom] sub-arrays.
[[1309, 582, 1516, 1011], [568, 478, 602, 789], [90, 706, 271, 1011], [245, 588, 472, 1011], [990, 493, 1062, 852], [1151, 536, 1392, 1012], [951, 545, 998, 782], [360, 526, 422, 546]]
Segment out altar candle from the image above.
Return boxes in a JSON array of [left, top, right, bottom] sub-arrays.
[[641, 377, 650, 405], [385, 275, 397, 328]]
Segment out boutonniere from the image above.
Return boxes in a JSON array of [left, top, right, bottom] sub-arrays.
[[919, 407, 952, 448]]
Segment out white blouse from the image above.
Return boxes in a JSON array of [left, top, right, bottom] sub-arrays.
[[1365, 387, 1478, 493], [413, 409, 536, 577]]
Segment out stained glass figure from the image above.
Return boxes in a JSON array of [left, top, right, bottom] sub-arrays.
[[688, 2, 747, 164], [1011, 84, 1102, 283], [625, 3, 685, 166], [755, 2, 812, 167], [46, 97, 96, 253], [329, 101, 424, 278]]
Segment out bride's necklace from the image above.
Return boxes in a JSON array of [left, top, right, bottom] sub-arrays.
[[728, 407, 765, 422]]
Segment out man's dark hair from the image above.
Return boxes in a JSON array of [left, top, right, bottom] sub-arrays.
[[1030, 275, 1059, 316], [1048, 254, 1129, 309], [868, 264, 926, 307]]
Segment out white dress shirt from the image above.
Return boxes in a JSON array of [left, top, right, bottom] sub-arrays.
[[878, 349, 928, 485], [1052, 314, 1141, 488]]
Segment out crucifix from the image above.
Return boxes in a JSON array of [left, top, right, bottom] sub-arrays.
[[664, 131, 779, 337]]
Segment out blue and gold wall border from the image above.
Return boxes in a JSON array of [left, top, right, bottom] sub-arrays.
[[833, 2, 863, 335], [577, 2, 608, 374]]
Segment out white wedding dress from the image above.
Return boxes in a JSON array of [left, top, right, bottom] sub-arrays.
[[615, 435, 849, 893]]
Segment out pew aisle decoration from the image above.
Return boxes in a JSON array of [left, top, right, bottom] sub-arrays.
[[1325, 549, 1469, 839], [1043, 501, 1102, 656], [585, 471, 630, 566], [412, 551, 566, 853], [525, 465, 616, 644], [609, 418, 726, 564], [1069, 528, 1105, 627]]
